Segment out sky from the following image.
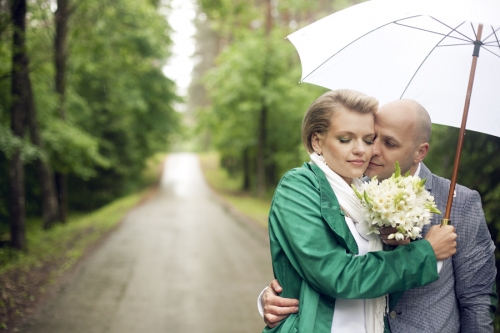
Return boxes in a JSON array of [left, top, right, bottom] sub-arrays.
[[162, 0, 197, 103]]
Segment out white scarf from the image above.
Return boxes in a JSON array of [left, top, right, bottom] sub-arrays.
[[310, 153, 386, 333]]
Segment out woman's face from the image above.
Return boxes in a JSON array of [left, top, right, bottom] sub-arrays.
[[312, 107, 375, 184]]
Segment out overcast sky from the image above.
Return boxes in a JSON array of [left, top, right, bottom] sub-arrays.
[[162, 0, 197, 100]]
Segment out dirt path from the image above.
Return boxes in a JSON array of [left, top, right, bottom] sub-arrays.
[[18, 153, 272, 333]]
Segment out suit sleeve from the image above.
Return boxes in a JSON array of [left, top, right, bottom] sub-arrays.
[[452, 190, 497, 333], [269, 169, 439, 299]]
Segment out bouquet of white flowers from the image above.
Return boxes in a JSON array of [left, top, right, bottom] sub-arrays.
[[352, 162, 442, 241]]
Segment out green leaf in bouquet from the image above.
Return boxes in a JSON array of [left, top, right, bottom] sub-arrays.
[[394, 161, 401, 178], [351, 184, 363, 200], [429, 206, 442, 214], [418, 178, 427, 187], [363, 190, 373, 208]]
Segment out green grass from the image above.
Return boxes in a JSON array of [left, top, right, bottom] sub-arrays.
[[0, 192, 144, 274], [197, 152, 271, 228]]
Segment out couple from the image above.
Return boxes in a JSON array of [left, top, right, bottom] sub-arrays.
[[261, 90, 497, 332]]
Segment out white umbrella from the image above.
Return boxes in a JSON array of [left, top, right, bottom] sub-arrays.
[[287, 0, 500, 224]]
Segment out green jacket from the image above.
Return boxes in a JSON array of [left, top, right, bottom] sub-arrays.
[[264, 163, 439, 333]]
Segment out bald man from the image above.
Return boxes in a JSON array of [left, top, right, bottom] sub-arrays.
[[260, 100, 497, 332]]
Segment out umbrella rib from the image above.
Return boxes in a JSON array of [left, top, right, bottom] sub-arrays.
[[429, 17, 474, 42], [301, 16, 424, 82], [480, 25, 500, 44], [436, 43, 478, 47], [399, 22, 466, 99], [492, 26, 500, 50], [478, 45, 500, 59], [394, 21, 471, 43]]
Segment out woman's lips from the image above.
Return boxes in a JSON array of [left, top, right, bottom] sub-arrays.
[[349, 160, 365, 167]]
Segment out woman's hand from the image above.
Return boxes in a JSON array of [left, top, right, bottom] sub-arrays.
[[424, 225, 457, 260], [380, 226, 411, 246]]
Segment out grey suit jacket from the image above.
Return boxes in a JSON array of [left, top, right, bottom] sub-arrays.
[[387, 163, 497, 333]]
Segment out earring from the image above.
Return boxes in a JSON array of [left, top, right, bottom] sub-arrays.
[[317, 153, 326, 164]]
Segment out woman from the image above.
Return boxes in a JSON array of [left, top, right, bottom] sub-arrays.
[[265, 90, 456, 333]]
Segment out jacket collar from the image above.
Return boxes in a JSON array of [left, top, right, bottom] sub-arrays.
[[304, 163, 359, 254], [418, 162, 433, 192]]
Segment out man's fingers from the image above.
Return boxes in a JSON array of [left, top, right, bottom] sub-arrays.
[[264, 293, 299, 307], [264, 304, 299, 316], [263, 288, 299, 307], [264, 313, 291, 328], [269, 279, 283, 293]]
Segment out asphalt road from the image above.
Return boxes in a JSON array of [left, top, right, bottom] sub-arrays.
[[19, 153, 273, 333]]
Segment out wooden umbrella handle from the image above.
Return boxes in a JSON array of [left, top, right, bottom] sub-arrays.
[[441, 24, 484, 226]]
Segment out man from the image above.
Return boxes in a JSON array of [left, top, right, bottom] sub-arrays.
[[260, 99, 497, 332]]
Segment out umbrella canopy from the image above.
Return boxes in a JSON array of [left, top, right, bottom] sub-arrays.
[[287, 0, 500, 222], [287, 0, 500, 138]]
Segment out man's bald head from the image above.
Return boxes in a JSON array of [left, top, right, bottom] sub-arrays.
[[377, 99, 431, 146], [366, 99, 431, 179]]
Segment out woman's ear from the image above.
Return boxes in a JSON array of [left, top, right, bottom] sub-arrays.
[[311, 132, 323, 154]]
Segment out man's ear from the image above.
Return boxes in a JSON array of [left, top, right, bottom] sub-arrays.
[[414, 142, 429, 163], [311, 132, 323, 154]]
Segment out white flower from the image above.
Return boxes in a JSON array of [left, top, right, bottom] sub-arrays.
[[352, 162, 442, 240]]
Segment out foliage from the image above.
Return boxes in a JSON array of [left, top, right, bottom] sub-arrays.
[[201, 27, 325, 192], [0, 0, 180, 226]]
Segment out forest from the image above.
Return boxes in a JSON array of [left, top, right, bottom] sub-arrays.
[[1, 0, 500, 328]]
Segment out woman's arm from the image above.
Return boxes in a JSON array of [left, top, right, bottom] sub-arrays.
[[270, 168, 442, 300]]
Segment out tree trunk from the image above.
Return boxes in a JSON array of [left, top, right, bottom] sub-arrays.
[[256, 104, 267, 197], [256, 0, 273, 197], [242, 147, 251, 191], [55, 0, 69, 119], [25, 78, 60, 229], [55, 172, 68, 223], [54, 0, 70, 223], [9, 0, 28, 250]]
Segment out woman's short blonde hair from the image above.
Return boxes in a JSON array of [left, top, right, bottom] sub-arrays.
[[301, 89, 378, 153]]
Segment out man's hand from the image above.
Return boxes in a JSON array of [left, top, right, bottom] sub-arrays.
[[380, 226, 411, 246], [262, 279, 299, 328], [425, 225, 457, 260]]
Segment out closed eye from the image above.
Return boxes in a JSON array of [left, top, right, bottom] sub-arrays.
[[385, 141, 396, 147]]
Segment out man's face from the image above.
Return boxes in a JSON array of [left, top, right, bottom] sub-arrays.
[[365, 103, 419, 180]]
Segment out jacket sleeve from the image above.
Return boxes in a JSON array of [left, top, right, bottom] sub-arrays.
[[270, 168, 439, 300], [452, 190, 497, 333]]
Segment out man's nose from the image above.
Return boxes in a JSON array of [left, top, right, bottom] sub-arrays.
[[372, 139, 381, 156]]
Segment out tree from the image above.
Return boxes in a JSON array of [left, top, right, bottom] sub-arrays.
[[53, 0, 71, 223], [1, 0, 180, 239], [9, 0, 28, 249]]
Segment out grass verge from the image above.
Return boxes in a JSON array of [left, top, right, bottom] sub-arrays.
[[197, 152, 271, 228], [0, 154, 166, 332]]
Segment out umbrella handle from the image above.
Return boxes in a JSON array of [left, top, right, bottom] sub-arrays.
[[441, 24, 484, 226]]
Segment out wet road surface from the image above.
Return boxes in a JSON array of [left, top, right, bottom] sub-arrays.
[[19, 153, 272, 333]]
